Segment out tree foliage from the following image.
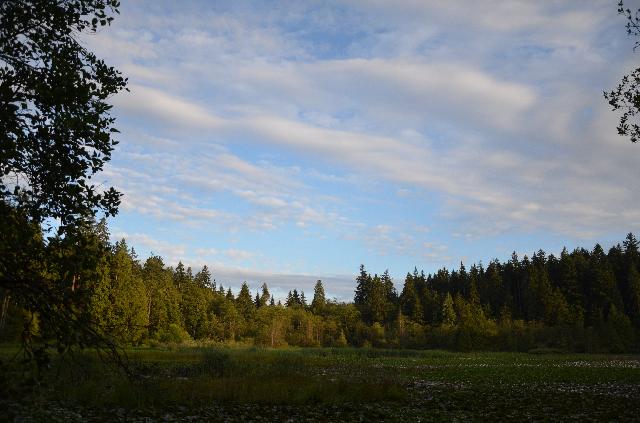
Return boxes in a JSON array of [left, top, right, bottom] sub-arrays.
[[1, 0, 126, 227], [0, 0, 128, 371], [605, 1, 640, 143], [4, 232, 637, 353]]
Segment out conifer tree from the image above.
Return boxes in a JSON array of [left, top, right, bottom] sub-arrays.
[[625, 262, 640, 326], [400, 273, 423, 323], [381, 270, 398, 324], [195, 265, 213, 290], [259, 283, 271, 307], [311, 280, 326, 314], [442, 293, 456, 327], [236, 282, 255, 320], [354, 264, 373, 322]]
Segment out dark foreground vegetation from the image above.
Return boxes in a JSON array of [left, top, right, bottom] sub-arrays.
[[2, 346, 639, 422]]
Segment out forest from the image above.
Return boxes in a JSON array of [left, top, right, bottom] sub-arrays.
[[3, 222, 638, 353]]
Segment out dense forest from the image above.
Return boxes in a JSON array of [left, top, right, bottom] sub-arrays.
[[2, 221, 639, 353]]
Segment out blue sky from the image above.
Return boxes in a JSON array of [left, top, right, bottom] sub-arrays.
[[85, 0, 640, 300]]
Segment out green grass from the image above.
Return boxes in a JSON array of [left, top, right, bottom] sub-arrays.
[[2, 345, 639, 421]]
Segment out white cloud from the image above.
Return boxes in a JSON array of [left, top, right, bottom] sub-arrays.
[[113, 84, 224, 130], [94, 0, 640, 273], [111, 232, 186, 264]]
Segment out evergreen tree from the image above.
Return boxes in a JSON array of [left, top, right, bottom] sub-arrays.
[[625, 262, 640, 326], [442, 293, 456, 327], [143, 256, 181, 335], [400, 272, 423, 323], [354, 264, 373, 322], [368, 274, 386, 324], [236, 282, 255, 320], [558, 248, 582, 306], [587, 244, 623, 324], [105, 240, 148, 343], [259, 283, 271, 308], [311, 280, 326, 314], [381, 270, 398, 324], [195, 265, 213, 290], [174, 261, 187, 290]]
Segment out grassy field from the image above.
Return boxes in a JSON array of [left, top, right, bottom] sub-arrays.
[[2, 345, 640, 422]]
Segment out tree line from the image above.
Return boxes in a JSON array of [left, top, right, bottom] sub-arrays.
[[2, 226, 639, 353]]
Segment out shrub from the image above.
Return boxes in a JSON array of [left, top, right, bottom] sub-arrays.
[[156, 323, 192, 344]]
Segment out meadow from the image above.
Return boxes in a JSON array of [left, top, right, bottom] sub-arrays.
[[2, 345, 640, 422]]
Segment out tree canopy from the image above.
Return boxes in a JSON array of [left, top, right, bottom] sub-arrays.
[[0, 0, 127, 367], [1, 0, 126, 229], [605, 1, 640, 143]]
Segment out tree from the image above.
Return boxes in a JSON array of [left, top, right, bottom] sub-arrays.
[[399, 272, 423, 324], [441, 293, 456, 327], [0, 0, 127, 365], [259, 283, 270, 308], [194, 265, 213, 290], [311, 280, 326, 315], [143, 256, 181, 336], [92, 239, 148, 343], [0, 0, 125, 225], [236, 282, 255, 320], [381, 270, 398, 324], [354, 264, 373, 322], [368, 274, 386, 324], [605, 1, 640, 143]]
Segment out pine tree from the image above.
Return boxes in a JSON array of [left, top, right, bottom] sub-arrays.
[[236, 282, 255, 320], [143, 256, 182, 335], [381, 270, 398, 324], [259, 283, 270, 307], [587, 244, 624, 325], [558, 248, 582, 306], [624, 233, 639, 263], [367, 275, 386, 324], [625, 262, 640, 326], [195, 265, 213, 290], [311, 280, 326, 315], [442, 293, 456, 327], [106, 240, 148, 343], [399, 272, 423, 323], [354, 264, 373, 322], [174, 261, 187, 290]]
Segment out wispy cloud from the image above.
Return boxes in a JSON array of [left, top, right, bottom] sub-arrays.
[[93, 0, 640, 292]]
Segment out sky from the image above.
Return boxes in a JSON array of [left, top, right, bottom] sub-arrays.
[[83, 0, 640, 301]]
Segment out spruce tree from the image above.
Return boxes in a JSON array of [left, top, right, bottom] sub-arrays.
[[354, 264, 373, 323], [311, 280, 326, 314], [442, 293, 456, 327], [259, 283, 270, 307], [236, 282, 255, 320]]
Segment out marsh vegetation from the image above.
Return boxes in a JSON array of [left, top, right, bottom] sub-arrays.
[[2, 346, 639, 421]]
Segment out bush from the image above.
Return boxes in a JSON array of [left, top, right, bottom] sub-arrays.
[[156, 324, 192, 344]]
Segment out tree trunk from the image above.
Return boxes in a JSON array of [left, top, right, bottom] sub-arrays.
[[0, 293, 10, 332]]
